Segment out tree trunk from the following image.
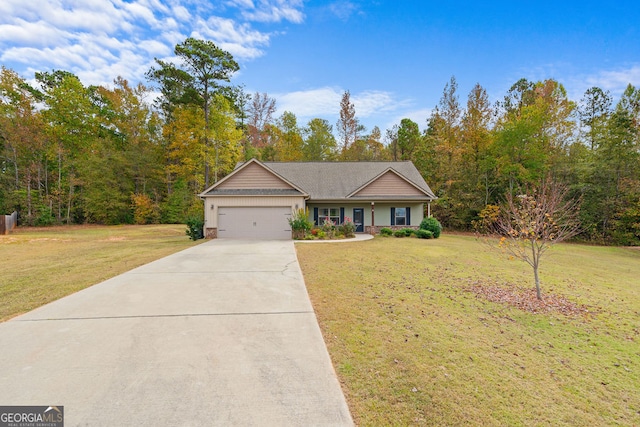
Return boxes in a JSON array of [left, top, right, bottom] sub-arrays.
[[204, 84, 210, 189], [12, 145, 19, 190], [533, 264, 542, 300], [27, 170, 32, 222], [66, 174, 73, 224], [57, 150, 62, 222]]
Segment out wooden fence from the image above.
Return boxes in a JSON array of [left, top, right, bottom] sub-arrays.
[[0, 211, 17, 235]]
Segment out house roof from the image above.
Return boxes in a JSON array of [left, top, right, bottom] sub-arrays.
[[200, 159, 436, 200], [265, 161, 436, 200]]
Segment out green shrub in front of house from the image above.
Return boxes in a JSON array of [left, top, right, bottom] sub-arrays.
[[415, 229, 433, 239], [394, 230, 407, 237], [185, 216, 204, 240], [420, 217, 442, 238], [380, 227, 393, 236], [289, 208, 314, 239], [401, 228, 415, 237]]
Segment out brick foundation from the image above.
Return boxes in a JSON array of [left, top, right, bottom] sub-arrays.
[[205, 227, 218, 239]]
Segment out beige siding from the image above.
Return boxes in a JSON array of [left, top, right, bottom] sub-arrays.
[[353, 171, 425, 197], [204, 196, 305, 228], [217, 162, 293, 190]]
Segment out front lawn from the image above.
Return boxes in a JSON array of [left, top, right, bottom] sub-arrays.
[[296, 234, 640, 426], [0, 224, 201, 321]]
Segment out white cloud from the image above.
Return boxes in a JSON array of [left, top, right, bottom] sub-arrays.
[[138, 40, 172, 57], [328, 1, 359, 21], [48, 2, 125, 33], [509, 63, 640, 104], [0, 0, 304, 86], [225, 0, 255, 9], [352, 90, 412, 116], [238, 0, 304, 23], [122, 2, 164, 29], [276, 87, 342, 117], [583, 65, 640, 95], [273, 86, 417, 131], [0, 20, 67, 47], [0, 1, 57, 24], [193, 16, 271, 59], [172, 5, 191, 22], [384, 108, 433, 133]]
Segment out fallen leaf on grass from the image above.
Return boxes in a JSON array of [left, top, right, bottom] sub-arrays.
[[465, 281, 595, 317]]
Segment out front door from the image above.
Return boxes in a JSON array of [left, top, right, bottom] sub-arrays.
[[353, 208, 364, 233]]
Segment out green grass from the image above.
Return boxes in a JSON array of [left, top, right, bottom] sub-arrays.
[[296, 234, 640, 426], [0, 224, 202, 321]]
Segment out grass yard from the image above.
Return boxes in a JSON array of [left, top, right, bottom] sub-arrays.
[[0, 224, 201, 321], [296, 234, 640, 426]]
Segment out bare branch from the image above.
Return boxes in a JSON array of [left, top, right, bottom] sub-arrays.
[[478, 176, 581, 299]]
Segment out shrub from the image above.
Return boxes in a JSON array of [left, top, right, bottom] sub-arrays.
[[393, 230, 406, 237], [288, 208, 313, 239], [420, 217, 442, 238], [35, 205, 56, 226], [321, 217, 335, 232], [320, 217, 336, 238], [400, 228, 415, 237], [415, 229, 433, 239], [339, 216, 357, 238], [380, 227, 393, 236], [185, 216, 204, 240], [132, 193, 160, 225]]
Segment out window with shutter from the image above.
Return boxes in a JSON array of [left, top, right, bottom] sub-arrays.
[[394, 207, 407, 226]]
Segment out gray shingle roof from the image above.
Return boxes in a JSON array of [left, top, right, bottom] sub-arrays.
[[204, 188, 304, 196], [262, 161, 436, 200]]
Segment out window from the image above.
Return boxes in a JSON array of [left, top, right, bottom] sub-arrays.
[[319, 207, 340, 225], [394, 207, 407, 226]]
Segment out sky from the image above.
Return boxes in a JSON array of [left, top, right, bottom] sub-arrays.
[[1, 0, 640, 134]]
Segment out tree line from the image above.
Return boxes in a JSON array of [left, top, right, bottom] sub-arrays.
[[1, 37, 638, 245]]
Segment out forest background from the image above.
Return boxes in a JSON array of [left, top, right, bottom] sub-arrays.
[[1, 38, 639, 245]]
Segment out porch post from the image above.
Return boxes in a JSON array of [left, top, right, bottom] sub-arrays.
[[370, 201, 375, 234], [428, 201, 431, 217]]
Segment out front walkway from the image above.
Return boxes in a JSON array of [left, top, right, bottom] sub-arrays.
[[0, 240, 353, 426]]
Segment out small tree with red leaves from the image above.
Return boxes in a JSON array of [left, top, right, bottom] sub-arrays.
[[479, 177, 581, 300]]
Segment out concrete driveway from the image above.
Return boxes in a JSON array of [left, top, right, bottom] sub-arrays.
[[0, 240, 353, 426]]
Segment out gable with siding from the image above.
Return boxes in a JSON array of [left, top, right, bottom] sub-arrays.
[[350, 170, 426, 197], [216, 161, 294, 190]]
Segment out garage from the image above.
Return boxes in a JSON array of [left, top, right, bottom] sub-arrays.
[[218, 207, 292, 240]]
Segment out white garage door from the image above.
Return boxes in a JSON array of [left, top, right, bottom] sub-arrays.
[[218, 207, 292, 239]]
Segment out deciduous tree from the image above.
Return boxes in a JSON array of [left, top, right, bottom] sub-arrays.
[[302, 118, 337, 161], [0, 67, 47, 224], [246, 92, 277, 154], [397, 118, 421, 160], [480, 177, 581, 299], [275, 111, 304, 161], [336, 91, 363, 156]]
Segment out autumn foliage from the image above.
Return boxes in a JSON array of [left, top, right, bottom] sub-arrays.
[[478, 178, 581, 299]]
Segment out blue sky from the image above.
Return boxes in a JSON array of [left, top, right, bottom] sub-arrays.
[[1, 0, 639, 134]]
